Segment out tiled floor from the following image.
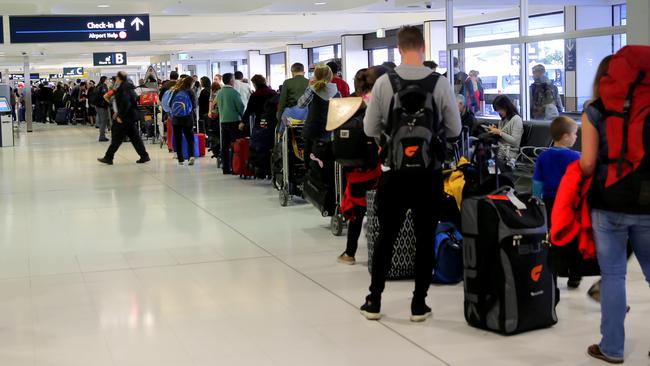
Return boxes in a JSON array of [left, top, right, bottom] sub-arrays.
[[0, 124, 648, 366]]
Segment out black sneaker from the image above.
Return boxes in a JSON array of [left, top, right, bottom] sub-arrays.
[[136, 156, 151, 164], [410, 299, 432, 322], [360, 296, 381, 320], [568, 276, 582, 289], [98, 137, 109, 142], [97, 157, 113, 165]]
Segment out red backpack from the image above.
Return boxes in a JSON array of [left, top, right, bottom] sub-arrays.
[[596, 45, 650, 210]]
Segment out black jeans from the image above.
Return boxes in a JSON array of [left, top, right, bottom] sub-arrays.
[[220, 122, 242, 174], [369, 168, 443, 303], [173, 124, 195, 162], [345, 205, 367, 257], [103, 120, 149, 162]]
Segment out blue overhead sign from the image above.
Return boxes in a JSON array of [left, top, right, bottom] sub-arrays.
[[93, 52, 127, 66], [10, 73, 40, 80], [0, 17, 4, 43], [9, 14, 150, 43]]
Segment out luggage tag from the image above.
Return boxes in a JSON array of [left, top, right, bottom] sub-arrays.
[[506, 190, 527, 211]]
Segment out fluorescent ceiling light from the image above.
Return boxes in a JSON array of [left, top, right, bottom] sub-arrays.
[[97, 4, 110, 8], [314, 2, 327, 5]]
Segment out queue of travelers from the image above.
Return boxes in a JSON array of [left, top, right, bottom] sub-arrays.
[[7, 27, 647, 364]]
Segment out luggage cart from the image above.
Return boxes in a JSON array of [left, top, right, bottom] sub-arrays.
[[139, 105, 161, 144], [330, 162, 347, 236], [278, 119, 306, 207]]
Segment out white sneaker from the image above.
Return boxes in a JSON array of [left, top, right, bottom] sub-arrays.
[[188, 157, 195, 166], [178, 160, 184, 166]]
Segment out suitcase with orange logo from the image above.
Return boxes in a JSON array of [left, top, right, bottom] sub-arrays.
[[461, 187, 557, 335]]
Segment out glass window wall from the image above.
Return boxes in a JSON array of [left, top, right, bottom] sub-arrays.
[[268, 53, 286, 91]]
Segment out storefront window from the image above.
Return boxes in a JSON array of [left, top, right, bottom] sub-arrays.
[[370, 49, 389, 66], [312, 45, 336, 64], [268, 53, 286, 91], [464, 19, 518, 43], [461, 45, 522, 118], [392, 48, 402, 66]]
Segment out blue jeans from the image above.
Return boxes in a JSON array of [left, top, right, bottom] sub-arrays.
[[591, 209, 650, 359]]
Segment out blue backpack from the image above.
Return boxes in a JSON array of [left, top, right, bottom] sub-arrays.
[[170, 90, 193, 117], [161, 90, 172, 113], [432, 222, 464, 284]]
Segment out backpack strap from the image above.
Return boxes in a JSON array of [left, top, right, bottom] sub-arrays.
[[616, 70, 646, 177]]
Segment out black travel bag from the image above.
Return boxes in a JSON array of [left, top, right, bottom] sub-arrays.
[[461, 187, 557, 335]]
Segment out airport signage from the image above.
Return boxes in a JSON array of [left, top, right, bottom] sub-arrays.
[[565, 39, 577, 72], [63, 67, 84, 76], [93, 52, 127, 66], [0, 17, 4, 43], [9, 15, 150, 43], [9, 73, 40, 80], [49, 73, 64, 79]]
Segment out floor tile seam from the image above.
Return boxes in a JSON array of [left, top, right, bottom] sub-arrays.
[[9, 254, 274, 282], [26, 256, 37, 366], [131, 162, 452, 366], [76, 255, 119, 366]]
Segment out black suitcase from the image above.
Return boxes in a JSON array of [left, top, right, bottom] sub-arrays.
[[303, 141, 336, 216], [461, 187, 557, 335], [55, 108, 71, 125], [366, 190, 416, 280]]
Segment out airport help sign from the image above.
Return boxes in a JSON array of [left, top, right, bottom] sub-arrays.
[[93, 52, 127, 66], [9, 15, 150, 43]]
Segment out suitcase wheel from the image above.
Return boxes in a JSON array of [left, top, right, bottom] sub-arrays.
[[279, 189, 289, 207], [330, 210, 345, 237]]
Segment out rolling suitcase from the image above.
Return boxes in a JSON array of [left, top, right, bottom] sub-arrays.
[[55, 108, 71, 125], [166, 119, 174, 152], [366, 190, 416, 280], [461, 187, 557, 335], [232, 138, 254, 178], [196, 133, 206, 157]]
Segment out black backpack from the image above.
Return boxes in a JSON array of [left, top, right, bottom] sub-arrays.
[[383, 72, 444, 171]]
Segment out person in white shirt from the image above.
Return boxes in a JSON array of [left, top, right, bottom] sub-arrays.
[[233, 71, 252, 107]]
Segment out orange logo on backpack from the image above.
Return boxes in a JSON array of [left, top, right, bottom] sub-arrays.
[[531, 265, 543, 282], [404, 146, 419, 157]]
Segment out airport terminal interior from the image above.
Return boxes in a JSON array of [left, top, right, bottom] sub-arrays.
[[0, 0, 649, 365]]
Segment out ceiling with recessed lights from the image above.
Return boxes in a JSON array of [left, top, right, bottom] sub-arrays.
[[0, 0, 617, 71]]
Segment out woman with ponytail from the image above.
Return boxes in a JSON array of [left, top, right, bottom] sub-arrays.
[[297, 64, 341, 169]]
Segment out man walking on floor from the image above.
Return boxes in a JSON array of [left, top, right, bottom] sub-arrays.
[[98, 72, 150, 165], [360, 26, 461, 322]]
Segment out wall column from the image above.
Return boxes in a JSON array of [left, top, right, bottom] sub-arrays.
[[341, 35, 368, 92], [286, 45, 308, 79], [24, 56, 33, 133], [424, 21, 447, 73], [627, 0, 650, 45], [247, 50, 267, 81]]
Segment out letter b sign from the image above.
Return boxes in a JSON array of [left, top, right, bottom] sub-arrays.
[[115, 53, 124, 65]]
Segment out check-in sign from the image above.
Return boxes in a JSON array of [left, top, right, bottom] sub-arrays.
[[9, 15, 150, 43], [93, 52, 127, 66], [49, 73, 64, 79], [63, 67, 84, 76]]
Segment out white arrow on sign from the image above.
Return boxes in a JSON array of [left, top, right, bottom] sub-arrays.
[[566, 39, 575, 52], [131, 17, 144, 32]]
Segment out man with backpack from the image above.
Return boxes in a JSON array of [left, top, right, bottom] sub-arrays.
[[94, 76, 111, 142], [530, 64, 563, 120], [360, 26, 461, 322], [97, 72, 150, 165]]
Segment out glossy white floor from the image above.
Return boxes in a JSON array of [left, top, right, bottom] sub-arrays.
[[0, 124, 648, 366]]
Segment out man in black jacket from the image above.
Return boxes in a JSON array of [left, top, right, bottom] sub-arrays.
[[98, 72, 150, 165], [95, 76, 111, 142]]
